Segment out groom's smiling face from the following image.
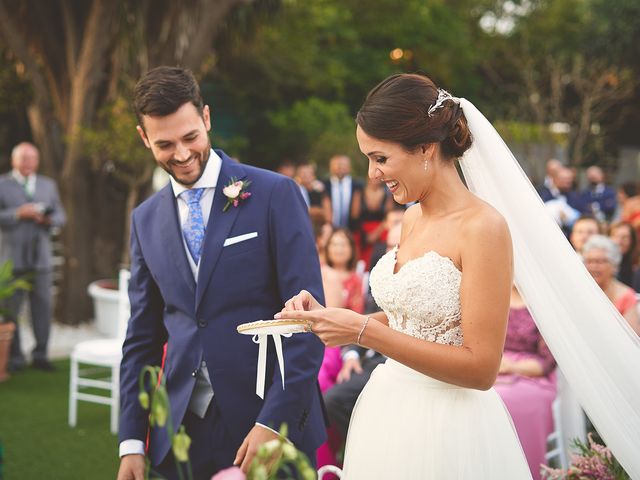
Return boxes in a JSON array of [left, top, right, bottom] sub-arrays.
[[137, 102, 212, 186]]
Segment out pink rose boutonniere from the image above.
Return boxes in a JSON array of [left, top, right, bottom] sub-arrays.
[[222, 177, 252, 212]]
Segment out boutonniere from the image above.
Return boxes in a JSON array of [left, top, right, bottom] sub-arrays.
[[222, 177, 252, 212]]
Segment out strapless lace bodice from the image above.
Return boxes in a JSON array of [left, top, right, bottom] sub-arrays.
[[369, 246, 463, 346]]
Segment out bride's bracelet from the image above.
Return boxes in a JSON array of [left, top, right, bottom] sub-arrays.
[[356, 316, 371, 346]]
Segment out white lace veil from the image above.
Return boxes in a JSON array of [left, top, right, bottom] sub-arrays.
[[456, 98, 640, 477]]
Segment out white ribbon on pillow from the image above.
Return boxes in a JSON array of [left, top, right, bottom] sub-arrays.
[[252, 332, 293, 399]]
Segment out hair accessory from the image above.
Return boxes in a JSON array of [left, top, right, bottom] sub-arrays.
[[427, 89, 460, 117]]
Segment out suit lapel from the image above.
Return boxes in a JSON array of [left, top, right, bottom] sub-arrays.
[[158, 185, 196, 296], [6, 176, 29, 202], [195, 154, 246, 311]]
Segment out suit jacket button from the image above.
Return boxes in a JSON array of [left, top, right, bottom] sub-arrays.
[[192, 370, 198, 377], [198, 319, 207, 328]]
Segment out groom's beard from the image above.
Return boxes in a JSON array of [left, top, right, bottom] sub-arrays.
[[164, 141, 211, 187]]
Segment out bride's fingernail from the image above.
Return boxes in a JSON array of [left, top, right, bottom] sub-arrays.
[[274, 312, 281, 319]]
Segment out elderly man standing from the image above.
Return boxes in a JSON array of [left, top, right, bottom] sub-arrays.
[[0, 142, 66, 372]]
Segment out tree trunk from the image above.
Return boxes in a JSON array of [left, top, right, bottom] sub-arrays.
[[58, 168, 95, 324], [1, 0, 254, 324]]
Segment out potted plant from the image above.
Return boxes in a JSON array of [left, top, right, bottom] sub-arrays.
[[0, 260, 31, 382], [87, 277, 121, 337]]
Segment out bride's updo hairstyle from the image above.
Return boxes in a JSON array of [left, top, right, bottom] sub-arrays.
[[356, 73, 472, 160]]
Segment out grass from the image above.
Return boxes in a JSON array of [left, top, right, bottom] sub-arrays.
[[0, 358, 119, 479]]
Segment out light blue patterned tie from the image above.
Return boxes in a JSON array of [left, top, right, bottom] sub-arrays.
[[181, 188, 205, 264]]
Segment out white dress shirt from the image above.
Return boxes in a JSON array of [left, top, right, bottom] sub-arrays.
[[330, 175, 352, 228], [12, 170, 37, 198]]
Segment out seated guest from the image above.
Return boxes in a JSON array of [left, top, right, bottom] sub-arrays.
[[494, 286, 557, 480], [296, 162, 331, 220], [351, 177, 394, 269], [367, 206, 405, 271], [275, 159, 295, 178], [317, 228, 364, 471], [583, 235, 640, 334], [569, 215, 601, 253], [620, 181, 640, 234], [540, 167, 583, 236], [580, 166, 617, 222], [609, 221, 637, 289], [309, 209, 333, 265]]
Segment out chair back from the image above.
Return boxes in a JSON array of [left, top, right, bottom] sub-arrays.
[[116, 269, 131, 342], [556, 369, 587, 457]]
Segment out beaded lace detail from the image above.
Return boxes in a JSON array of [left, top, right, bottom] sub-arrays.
[[369, 246, 463, 346]]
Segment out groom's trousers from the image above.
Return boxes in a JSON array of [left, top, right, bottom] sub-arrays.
[[153, 398, 235, 480]]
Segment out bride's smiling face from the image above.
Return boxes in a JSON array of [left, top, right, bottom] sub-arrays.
[[356, 125, 429, 204]]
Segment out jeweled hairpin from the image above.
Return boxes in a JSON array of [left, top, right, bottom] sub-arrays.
[[427, 89, 460, 117]]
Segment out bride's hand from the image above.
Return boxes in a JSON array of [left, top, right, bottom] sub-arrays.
[[280, 289, 324, 313], [275, 308, 365, 347]]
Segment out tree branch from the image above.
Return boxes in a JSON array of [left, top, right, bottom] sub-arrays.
[[61, 0, 79, 79]]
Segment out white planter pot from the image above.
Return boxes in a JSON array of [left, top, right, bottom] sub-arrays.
[[88, 280, 119, 337]]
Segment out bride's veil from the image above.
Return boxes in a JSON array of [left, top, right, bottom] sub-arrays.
[[458, 98, 640, 477]]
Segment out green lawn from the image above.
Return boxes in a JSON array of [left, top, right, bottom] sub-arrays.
[[0, 359, 119, 479]]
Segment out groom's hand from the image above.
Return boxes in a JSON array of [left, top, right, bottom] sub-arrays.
[[234, 425, 280, 474], [116, 454, 145, 480]]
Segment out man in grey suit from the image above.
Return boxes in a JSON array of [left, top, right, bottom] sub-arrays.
[[0, 142, 66, 371]]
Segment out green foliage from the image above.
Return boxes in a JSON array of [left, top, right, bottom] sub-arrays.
[[0, 260, 30, 318], [80, 95, 155, 188], [267, 97, 359, 171], [494, 120, 567, 146], [213, 0, 484, 167], [0, 359, 119, 478], [138, 365, 316, 480], [247, 424, 316, 480]]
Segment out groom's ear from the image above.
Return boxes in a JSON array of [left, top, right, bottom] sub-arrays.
[[202, 105, 211, 132], [136, 125, 151, 149]]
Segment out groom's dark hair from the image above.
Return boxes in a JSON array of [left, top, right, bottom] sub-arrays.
[[133, 66, 204, 129]]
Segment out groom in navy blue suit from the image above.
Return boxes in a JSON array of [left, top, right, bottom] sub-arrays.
[[117, 67, 326, 480]]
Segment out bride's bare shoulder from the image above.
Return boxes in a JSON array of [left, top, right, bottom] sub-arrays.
[[462, 199, 510, 245]]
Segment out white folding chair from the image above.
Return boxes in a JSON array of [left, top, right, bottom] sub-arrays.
[[317, 465, 342, 479], [545, 397, 568, 469], [69, 269, 130, 434], [545, 369, 586, 470]]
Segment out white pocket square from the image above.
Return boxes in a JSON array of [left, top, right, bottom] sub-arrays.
[[223, 232, 258, 247]]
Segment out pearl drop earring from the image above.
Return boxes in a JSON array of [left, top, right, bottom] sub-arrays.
[[424, 160, 429, 171]]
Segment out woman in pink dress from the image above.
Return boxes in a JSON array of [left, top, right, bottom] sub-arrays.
[[583, 234, 640, 334], [494, 285, 557, 480], [317, 228, 364, 471]]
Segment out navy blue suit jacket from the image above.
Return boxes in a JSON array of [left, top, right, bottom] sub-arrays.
[[119, 151, 326, 465], [580, 185, 617, 219]]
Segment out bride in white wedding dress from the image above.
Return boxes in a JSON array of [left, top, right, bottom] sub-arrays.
[[278, 73, 532, 479]]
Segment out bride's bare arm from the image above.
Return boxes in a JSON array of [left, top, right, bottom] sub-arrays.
[[278, 208, 512, 391]]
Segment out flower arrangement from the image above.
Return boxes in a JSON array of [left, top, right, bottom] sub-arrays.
[[138, 365, 316, 480], [541, 433, 630, 480], [222, 178, 252, 212]]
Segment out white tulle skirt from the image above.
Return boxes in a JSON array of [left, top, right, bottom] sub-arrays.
[[342, 359, 533, 479]]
